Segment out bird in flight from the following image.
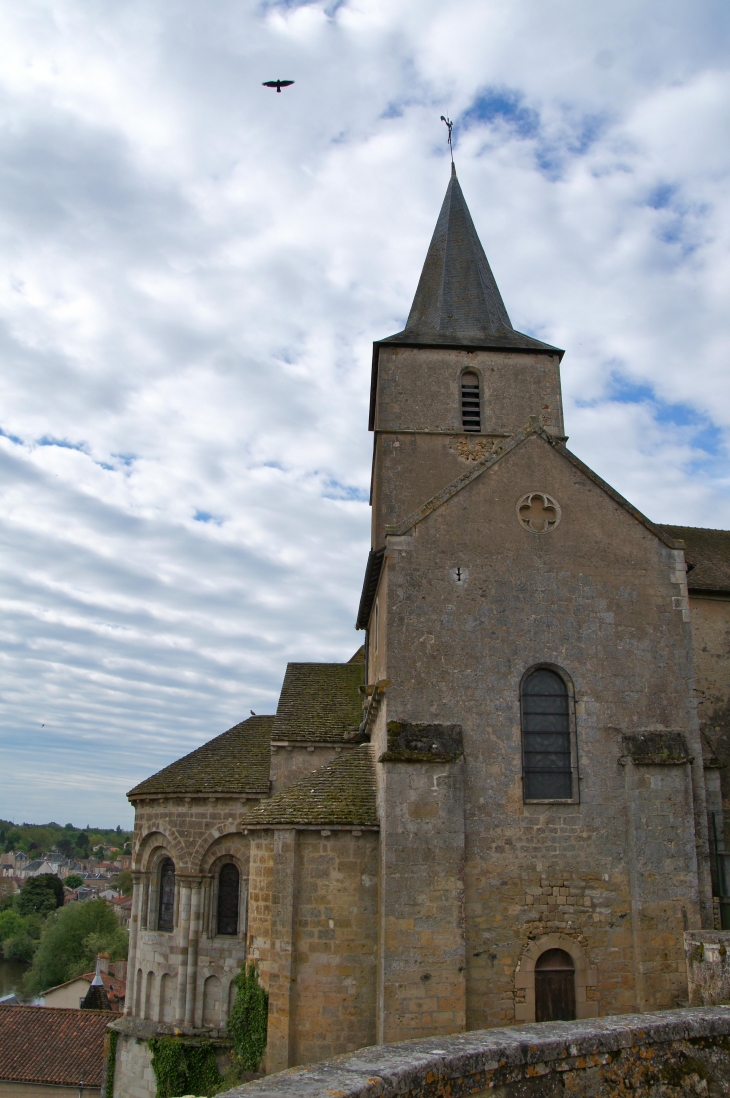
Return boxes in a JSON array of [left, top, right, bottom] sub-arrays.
[[262, 80, 294, 93]]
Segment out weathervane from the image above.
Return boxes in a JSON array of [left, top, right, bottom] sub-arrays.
[[440, 115, 454, 161]]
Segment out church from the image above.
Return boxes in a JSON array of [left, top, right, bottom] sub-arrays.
[[112, 165, 730, 1097]]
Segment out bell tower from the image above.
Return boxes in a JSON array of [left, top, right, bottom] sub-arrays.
[[368, 163, 564, 549]]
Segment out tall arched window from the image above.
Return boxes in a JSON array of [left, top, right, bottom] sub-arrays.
[[535, 948, 576, 1021], [521, 669, 572, 800], [217, 863, 240, 936], [461, 371, 481, 432], [158, 858, 175, 931]]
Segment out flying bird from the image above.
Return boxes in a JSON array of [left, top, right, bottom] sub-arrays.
[[262, 80, 294, 93]]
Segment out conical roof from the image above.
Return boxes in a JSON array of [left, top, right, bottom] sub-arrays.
[[380, 164, 559, 354]]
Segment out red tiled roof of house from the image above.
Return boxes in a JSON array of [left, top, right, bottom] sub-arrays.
[[0, 1004, 110, 1086]]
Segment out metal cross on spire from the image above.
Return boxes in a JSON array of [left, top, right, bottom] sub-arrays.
[[440, 115, 454, 161]]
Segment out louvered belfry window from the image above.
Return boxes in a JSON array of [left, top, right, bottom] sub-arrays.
[[521, 669, 572, 800], [461, 371, 481, 432], [217, 863, 240, 936], [158, 858, 175, 931]]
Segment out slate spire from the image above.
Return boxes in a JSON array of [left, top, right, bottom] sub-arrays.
[[382, 164, 558, 353]]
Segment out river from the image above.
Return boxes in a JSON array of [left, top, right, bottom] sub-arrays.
[[0, 958, 29, 1001]]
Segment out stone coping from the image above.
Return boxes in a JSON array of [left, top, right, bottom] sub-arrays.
[[221, 1007, 730, 1098]]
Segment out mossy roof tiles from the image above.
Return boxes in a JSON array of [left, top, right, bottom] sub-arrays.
[[243, 745, 377, 828], [660, 525, 730, 593], [272, 662, 364, 743], [127, 715, 274, 798]]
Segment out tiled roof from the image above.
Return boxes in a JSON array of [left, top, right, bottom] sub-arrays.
[[243, 745, 378, 827], [0, 1005, 110, 1086], [660, 526, 730, 593], [127, 715, 274, 798], [272, 662, 364, 743]]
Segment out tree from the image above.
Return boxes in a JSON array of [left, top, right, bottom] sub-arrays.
[[112, 870, 133, 895], [64, 873, 84, 890], [75, 832, 90, 858], [3, 933, 37, 963], [17, 876, 64, 917], [56, 838, 74, 858], [0, 908, 23, 954], [23, 899, 128, 996], [93, 845, 106, 859]]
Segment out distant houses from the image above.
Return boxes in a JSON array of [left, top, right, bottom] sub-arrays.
[[39, 955, 127, 1012]]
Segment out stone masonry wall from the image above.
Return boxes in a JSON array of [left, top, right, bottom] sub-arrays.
[[689, 594, 730, 849], [247, 828, 378, 1072], [370, 429, 710, 1037], [686, 930, 730, 1006], [220, 1006, 730, 1098]]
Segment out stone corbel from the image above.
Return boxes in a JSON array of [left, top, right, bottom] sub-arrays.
[[351, 679, 390, 740]]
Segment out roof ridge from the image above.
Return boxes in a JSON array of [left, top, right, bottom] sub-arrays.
[[382, 421, 682, 551]]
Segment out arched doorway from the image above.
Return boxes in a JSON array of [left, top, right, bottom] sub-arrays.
[[534, 948, 576, 1022]]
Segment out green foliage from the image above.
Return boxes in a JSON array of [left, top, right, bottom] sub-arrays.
[[148, 1038, 222, 1098], [65, 873, 84, 890], [3, 932, 37, 962], [226, 962, 268, 1074], [0, 908, 23, 943], [112, 870, 133, 895], [105, 1030, 118, 1098], [16, 877, 63, 917], [23, 898, 128, 996]]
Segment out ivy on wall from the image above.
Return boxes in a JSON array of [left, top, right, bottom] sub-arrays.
[[148, 1037, 223, 1098], [105, 1029, 118, 1098], [226, 961, 269, 1074]]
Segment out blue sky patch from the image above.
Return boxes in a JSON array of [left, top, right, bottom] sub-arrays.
[[193, 510, 224, 525]]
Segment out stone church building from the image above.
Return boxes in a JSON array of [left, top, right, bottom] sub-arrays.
[[113, 166, 730, 1096]]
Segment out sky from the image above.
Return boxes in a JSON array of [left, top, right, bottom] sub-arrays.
[[1, 0, 730, 827]]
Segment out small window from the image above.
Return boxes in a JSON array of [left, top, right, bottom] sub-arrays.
[[521, 669, 572, 800], [158, 859, 175, 931], [217, 863, 240, 936], [535, 948, 576, 1021], [461, 372, 481, 432], [373, 599, 379, 654]]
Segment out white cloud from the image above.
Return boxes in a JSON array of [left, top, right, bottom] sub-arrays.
[[0, 0, 728, 825]]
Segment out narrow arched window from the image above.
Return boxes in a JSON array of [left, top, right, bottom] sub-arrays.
[[217, 863, 240, 936], [461, 371, 481, 432], [535, 949, 576, 1021], [158, 859, 175, 931], [521, 669, 572, 800]]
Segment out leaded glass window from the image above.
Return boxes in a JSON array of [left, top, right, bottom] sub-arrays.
[[217, 863, 239, 936], [521, 669, 572, 800], [158, 858, 175, 931]]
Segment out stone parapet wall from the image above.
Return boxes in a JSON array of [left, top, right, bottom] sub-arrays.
[[221, 1007, 730, 1098]]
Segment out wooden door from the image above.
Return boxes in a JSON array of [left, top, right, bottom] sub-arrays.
[[534, 948, 576, 1022]]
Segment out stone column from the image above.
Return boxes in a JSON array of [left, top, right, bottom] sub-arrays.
[[185, 878, 203, 1027], [175, 881, 192, 1026], [259, 830, 297, 1074], [124, 871, 146, 1017]]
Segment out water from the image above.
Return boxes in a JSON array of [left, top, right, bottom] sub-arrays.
[[0, 959, 29, 1001]]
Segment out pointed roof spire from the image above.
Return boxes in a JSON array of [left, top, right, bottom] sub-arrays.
[[380, 166, 559, 354]]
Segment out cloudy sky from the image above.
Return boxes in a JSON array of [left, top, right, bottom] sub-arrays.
[[1, 0, 729, 827]]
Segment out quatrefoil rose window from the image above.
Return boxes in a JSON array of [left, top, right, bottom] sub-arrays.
[[517, 492, 561, 533]]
